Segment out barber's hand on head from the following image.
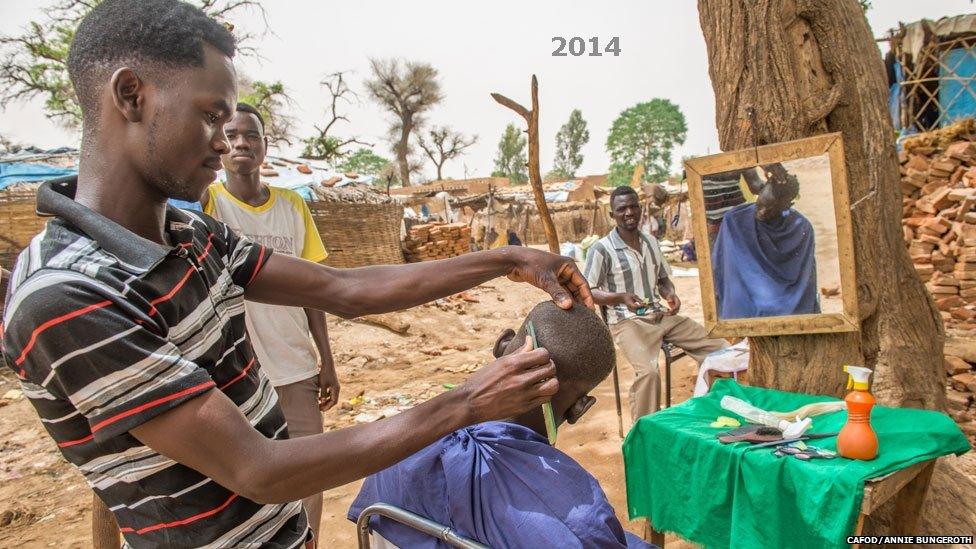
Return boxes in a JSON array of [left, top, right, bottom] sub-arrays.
[[459, 339, 558, 423], [507, 248, 594, 310], [763, 163, 789, 185], [665, 293, 681, 316], [622, 293, 645, 313], [317, 364, 341, 412]]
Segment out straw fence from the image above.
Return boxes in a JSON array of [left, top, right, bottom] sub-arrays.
[[0, 188, 47, 269], [307, 201, 405, 268]]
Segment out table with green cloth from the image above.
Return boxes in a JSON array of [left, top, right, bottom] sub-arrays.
[[623, 380, 970, 549]]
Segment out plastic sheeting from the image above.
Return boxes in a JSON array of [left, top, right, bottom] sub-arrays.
[[940, 47, 976, 127], [0, 163, 76, 190]]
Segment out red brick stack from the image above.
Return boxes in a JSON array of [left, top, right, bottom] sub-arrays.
[[901, 138, 976, 328], [403, 223, 471, 262]]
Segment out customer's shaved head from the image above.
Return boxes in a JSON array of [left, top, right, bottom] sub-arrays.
[[500, 301, 615, 391]]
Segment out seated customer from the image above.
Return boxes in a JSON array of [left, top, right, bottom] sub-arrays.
[[349, 301, 651, 548], [712, 163, 819, 319]]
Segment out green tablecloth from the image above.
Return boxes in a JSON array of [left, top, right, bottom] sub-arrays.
[[623, 380, 970, 549]]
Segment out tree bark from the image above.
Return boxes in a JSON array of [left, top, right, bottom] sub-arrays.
[[697, 0, 944, 410], [397, 116, 412, 187], [699, 0, 973, 536], [492, 76, 561, 254]]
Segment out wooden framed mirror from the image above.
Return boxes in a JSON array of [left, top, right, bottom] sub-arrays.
[[685, 133, 858, 337]]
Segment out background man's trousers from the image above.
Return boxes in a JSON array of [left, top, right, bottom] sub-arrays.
[[275, 376, 324, 543], [610, 315, 728, 420]]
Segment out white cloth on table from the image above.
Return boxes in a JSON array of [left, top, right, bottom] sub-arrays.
[[694, 340, 750, 397]]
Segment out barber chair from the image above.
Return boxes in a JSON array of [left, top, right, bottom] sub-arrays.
[[356, 503, 488, 549], [599, 306, 686, 439]]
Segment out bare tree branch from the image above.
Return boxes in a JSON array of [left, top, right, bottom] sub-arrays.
[[415, 125, 477, 180], [301, 70, 371, 161], [0, 0, 270, 128], [490, 93, 530, 121]]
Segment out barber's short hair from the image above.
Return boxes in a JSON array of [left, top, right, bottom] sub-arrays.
[[504, 301, 615, 390], [235, 102, 265, 133], [610, 185, 639, 205], [68, 0, 236, 121]]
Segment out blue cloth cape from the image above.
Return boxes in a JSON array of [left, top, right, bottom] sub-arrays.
[[712, 203, 819, 319], [349, 421, 650, 549]]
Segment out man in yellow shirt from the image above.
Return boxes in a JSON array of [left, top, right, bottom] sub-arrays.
[[201, 103, 337, 542]]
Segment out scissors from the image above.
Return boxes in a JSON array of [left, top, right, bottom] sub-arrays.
[[526, 321, 558, 445]]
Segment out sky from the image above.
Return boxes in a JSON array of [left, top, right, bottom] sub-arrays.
[[0, 0, 973, 182]]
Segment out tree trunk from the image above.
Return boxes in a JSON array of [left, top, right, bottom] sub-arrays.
[[699, 0, 973, 536], [398, 117, 412, 186], [697, 0, 944, 409]]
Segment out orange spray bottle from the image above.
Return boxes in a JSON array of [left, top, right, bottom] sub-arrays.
[[837, 365, 879, 460]]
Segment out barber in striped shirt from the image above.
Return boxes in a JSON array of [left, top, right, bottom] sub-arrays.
[[583, 186, 727, 420], [1, 2, 592, 547]]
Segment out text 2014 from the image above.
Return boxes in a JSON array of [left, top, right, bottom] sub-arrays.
[[552, 37, 621, 57]]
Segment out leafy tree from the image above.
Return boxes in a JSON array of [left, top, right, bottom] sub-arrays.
[[0, 0, 266, 128], [605, 98, 687, 186], [491, 123, 527, 184], [416, 126, 476, 181], [551, 109, 589, 179], [238, 77, 295, 147], [365, 58, 443, 186], [301, 71, 369, 162], [338, 147, 390, 175]]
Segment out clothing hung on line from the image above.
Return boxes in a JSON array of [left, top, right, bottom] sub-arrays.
[[711, 202, 820, 319], [349, 421, 651, 549]]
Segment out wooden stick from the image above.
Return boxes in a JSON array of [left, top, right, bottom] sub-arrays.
[[491, 76, 560, 253], [352, 313, 410, 334], [92, 493, 121, 549]]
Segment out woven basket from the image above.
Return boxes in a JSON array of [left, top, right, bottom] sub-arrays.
[[520, 202, 610, 245], [0, 188, 47, 270], [308, 201, 405, 268]]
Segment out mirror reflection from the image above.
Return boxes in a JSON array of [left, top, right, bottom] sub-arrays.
[[701, 154, 843, 320]]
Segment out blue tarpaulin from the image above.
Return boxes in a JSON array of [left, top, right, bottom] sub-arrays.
[[0, 163, 76, 190], [889, 60, 903, 131], [940, 47, 976, 127]]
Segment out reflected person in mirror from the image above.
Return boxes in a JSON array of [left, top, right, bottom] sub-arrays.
[[711, 163, 820, 319]]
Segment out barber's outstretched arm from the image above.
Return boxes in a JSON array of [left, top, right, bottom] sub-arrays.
[[245, 246, 593, 317], [131, 341, 555, 504]]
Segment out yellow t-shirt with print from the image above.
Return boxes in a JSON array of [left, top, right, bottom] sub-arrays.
[[203, 182, 327, 385], [204, 183, 327, 263]]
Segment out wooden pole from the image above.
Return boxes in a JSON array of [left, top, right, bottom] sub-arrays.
[[492, 75, 560, 254], [92, 493, 120, 549]]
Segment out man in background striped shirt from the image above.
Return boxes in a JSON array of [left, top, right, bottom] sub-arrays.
[[584, 186, 727, 420], [1, 1, 591, 547]]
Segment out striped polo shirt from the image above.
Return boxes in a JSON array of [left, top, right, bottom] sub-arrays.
[[582, 227, 672, 324], [1, 178, 309, 548]]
